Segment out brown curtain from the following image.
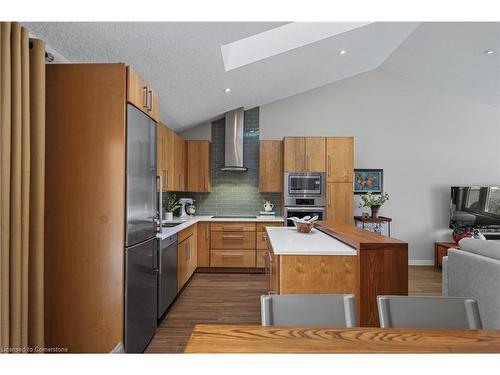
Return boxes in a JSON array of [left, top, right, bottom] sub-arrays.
[[0, 22, 45, 353]]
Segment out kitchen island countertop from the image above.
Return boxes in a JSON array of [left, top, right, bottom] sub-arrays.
[[265, 227, 357, 256]]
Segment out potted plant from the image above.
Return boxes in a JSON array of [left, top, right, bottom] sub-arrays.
[[163, 194, 180, 221], [359, 192, 390, 218]]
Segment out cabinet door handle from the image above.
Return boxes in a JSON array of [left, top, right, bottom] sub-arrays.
[[223, 226, 243, 231], [142, 86, 148, 109], [205, 223, 209, 240], [148, 89, 153, 111], [186, 240, 190, 261], [328, 154, 331, 177], [222, 235, 244, 240], [165, 170, 169, 189]]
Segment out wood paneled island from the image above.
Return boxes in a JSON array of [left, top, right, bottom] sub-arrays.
[[264, 221, 408, 327]]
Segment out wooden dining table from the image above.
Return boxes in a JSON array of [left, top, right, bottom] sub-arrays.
[[184, 324, 500, 353]]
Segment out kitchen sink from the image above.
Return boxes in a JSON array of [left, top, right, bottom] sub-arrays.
[[162, 222, 183, 228]]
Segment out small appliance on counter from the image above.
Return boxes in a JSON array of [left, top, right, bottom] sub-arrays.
[[178, 198, 195, 219]]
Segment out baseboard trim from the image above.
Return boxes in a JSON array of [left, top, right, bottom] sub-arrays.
[[409, 260, 435, 266]]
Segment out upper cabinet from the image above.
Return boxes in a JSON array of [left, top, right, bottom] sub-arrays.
[[283, 137, 325, 172], [305, 137, 326, 172], [126, 66, 160, 122], [157, 122, 175, 191], [173, 132, 186, 191], [283, 137, 305, 172], [259, 140, 282, 192], [186, 140, 211, 192], [326, 137, 354, 183]]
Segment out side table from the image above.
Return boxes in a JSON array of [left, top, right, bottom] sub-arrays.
[[434, 241, 459, 268], [354, 216, 392, 237]]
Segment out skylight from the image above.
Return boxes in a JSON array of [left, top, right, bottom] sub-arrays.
[[220, 22, 371, 71]]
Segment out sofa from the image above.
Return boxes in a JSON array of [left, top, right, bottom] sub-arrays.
[[442, 238, 500, 328]]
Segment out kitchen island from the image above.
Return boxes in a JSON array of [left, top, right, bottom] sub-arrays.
[[265, 221, 408, 327]]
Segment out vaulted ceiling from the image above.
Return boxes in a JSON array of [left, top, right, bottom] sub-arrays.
[[24, 22, 499, 131]]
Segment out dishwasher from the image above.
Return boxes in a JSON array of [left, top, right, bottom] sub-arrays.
[[157, 234, 178, 318]]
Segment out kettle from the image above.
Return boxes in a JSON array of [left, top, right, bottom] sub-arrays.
[[264, 201, 274, 212]]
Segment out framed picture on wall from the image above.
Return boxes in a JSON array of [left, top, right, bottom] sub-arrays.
[[354, 169, 383, 194]]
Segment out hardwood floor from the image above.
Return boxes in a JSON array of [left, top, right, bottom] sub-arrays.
[[409, 265, 442, 296], [145, 266, 442, 353]]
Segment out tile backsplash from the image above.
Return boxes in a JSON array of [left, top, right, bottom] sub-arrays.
[[170, 107, 282, 216]]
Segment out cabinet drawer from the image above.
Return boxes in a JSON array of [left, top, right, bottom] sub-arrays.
[[256, 250, 268, 268], [211, 222, 256, 232], [211, 231, 255, 250], [210, 250, 256, 268], [178, 224, 195, 243], [256, 222, 283, 232], [256, 232, 271, 250]]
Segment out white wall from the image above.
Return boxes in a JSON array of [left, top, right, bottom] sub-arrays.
[[180, 121, 212, 141], [260, 68, 500, 263]]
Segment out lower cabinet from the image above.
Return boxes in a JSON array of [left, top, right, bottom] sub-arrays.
[[208, 221, 283, 268], [210, 250, 256, 268], [177, 227, 197, 292], [197, 221, 210, 267], [256, 250, 267, 268], [267, 250, 280, 295]]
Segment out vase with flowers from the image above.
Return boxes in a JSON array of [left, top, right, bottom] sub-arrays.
[[359, 192, 390, 218]]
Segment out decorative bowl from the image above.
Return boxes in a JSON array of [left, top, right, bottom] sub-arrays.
[[295, 221, 315, 233]]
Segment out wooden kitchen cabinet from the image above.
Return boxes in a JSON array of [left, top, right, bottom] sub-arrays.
[[256, 249, 268, 268], [259, 140, 282, 192], [210, 250, 256, 268], [157, 123, 175, 191], [326, 182, 353, 225], [283, 137, 325, 172], [211, 231, 256, 250], [173, 132, 186, 191], [126, 66, 159, 122], [177, 227, 197, 292], [326, 137, 354, 183], [268, 250, 280, 295], [197, 222, 210, 267], [186, 140, 211, 192], [209, 221, 256, 268], [211, 222, 256, 232], [283, 137, 305, 172], [305, 137, 326, 172], [45, 63, 127, 352]]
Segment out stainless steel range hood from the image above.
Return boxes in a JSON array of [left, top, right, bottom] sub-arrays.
[[221, 107, 247, 171]]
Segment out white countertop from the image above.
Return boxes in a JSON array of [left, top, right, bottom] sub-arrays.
[[157, 215, 285, 240], [265, 227, 357, 256]]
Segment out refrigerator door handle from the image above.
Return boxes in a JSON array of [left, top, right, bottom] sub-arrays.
[[154, 240, 159, 274], [156, 175, 162, 233]]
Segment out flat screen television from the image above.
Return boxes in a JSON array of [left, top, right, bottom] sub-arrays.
[[450, 186, 500, 231]]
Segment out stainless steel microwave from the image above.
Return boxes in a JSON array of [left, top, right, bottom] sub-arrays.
[[284, 172, 326, 206]]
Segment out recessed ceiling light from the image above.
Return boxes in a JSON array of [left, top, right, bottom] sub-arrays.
[[224, 88, 231, 93], [484, 49, 494, 55], [339, 49, 347, 56]]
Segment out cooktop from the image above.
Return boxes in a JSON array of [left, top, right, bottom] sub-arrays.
[[211, 215, 257, 219]]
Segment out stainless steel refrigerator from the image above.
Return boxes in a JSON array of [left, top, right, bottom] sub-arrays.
[[124, 104, 159, 353]]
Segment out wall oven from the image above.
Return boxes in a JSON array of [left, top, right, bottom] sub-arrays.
[[284, 172, 326, 207], [284, 206, 325, 227]]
